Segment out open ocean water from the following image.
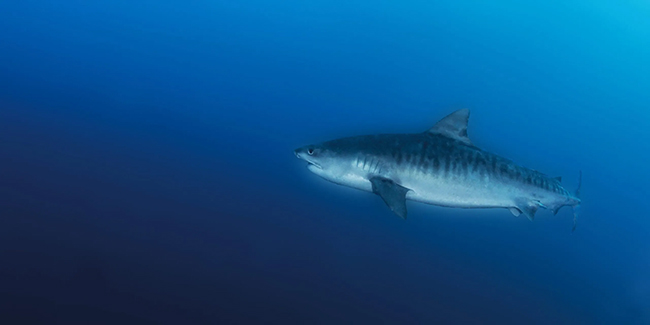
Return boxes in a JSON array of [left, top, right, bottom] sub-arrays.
[[1, 1, 649, 324]]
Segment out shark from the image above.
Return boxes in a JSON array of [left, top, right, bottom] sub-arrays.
[[294, 109, 582, 229]]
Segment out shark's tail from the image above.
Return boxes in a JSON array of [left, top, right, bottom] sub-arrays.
[[572, 170, 582, 232]]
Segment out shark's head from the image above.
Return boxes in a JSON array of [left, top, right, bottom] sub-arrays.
[[294, 143, 334, 176], [295, 135, 396, 192], [294, 140, 361, 185]]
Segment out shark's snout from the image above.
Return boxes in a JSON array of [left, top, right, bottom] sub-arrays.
[[294, 147, 306, 160]]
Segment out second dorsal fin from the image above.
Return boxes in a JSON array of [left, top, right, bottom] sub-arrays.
[[428, 109, 472, 145]]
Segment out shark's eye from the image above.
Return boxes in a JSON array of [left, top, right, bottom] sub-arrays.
[[307, 148, 314, 155]]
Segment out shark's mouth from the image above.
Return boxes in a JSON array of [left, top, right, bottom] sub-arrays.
[[307, 161, 322, 169]]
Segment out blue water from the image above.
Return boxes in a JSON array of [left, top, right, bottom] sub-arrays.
[[1, 1, 649, 323]]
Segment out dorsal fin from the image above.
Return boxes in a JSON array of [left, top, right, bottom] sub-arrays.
[[428, 109, 472, 145]]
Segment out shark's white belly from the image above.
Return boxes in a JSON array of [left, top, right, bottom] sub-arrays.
[[400, 173, 517, 209], [401, 171, 566, 210], [335, 170, 517, 209]]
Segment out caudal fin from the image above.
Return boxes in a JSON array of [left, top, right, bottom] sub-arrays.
[[572, 171, 582, 232]]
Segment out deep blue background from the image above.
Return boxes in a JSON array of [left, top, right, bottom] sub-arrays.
[[1, 1, 649, 323]]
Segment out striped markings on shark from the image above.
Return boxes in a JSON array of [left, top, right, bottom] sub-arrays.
[[295, 109, 582, 230]]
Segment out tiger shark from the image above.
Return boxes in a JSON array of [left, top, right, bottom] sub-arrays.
[[294, 109, 582, 229]]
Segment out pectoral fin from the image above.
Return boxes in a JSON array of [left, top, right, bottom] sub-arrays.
[[370, 177, 410, 219]]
